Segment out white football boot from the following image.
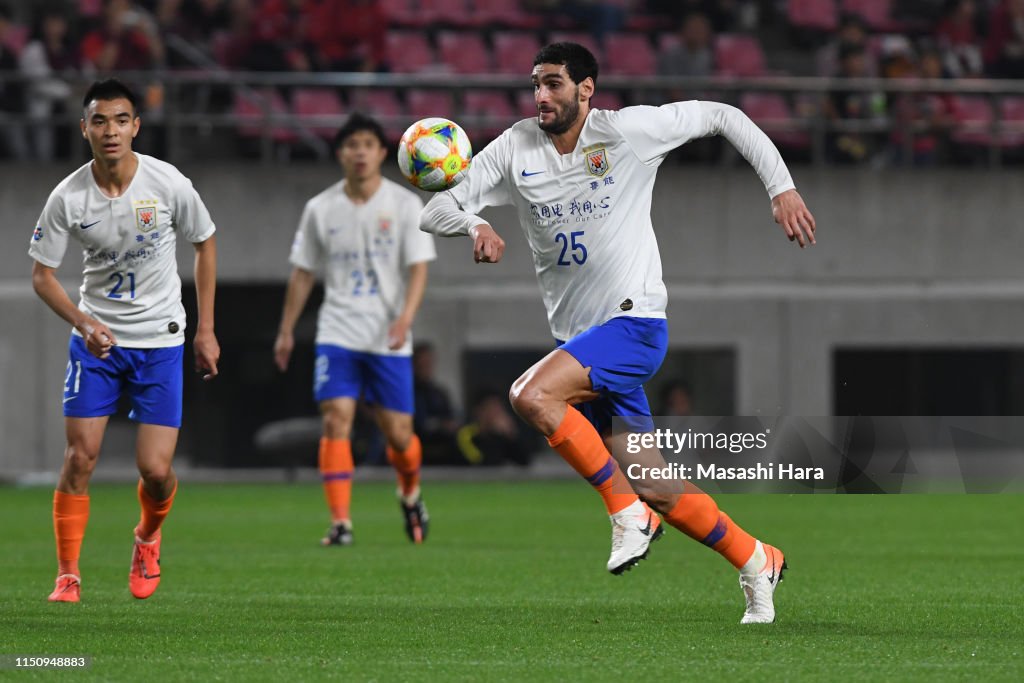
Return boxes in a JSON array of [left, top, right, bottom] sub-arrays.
[[607, 499, 663, 574]]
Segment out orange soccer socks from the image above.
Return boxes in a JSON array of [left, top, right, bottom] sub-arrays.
[[136, 480, 177, 542], [547, 407, 637, 515], [53, 490, 90, 577], [386, 434, 422, 500], [663, 481, 757, 569], [319, 438, 354, 523]]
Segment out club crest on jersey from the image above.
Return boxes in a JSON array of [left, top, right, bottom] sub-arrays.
[[378, 216, 392, 233], [136, 206, 157, 232], [585, 148, 610, 177], [32, 226, 43, 241]]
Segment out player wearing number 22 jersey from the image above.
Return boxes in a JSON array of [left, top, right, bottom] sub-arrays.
[[421, 42, 817, 623], [29, 79, 220, 604], [274, 114, 436, 547]]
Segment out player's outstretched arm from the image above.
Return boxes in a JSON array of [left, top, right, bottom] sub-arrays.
[[31, 261, 117, 358], [694, 101, 816, 247], [420, 191, 505, 264], [193, 235, 220, 381], [274, 267, 316, 371]]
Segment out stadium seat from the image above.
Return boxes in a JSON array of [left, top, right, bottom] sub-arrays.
[[1, 23, 27, 55], [604, 33, 657, 76], [378, 0, 413, 25], [412, 0, 478, 28], [385, 30, 438, 73], [471, 0, 543, 29], [1000, 97, 1024, 147], [408, 90, 456, 120], [787, 0, 838, 32], [590, 91, 624, 111], [951, 96, 995, 147], [437, 30, 493, 73], [841, 0, 898, 32], [234, 89, 296, 142], [714, 34, 766, 77], [493, 31, 543, 74], [292, 88, 346, 139], [516, 90, 539, 118], [740, 93, 810, 149], [349, 89, 406, 142], [462, 91, 516, 138], [549, 32, 604, 63]]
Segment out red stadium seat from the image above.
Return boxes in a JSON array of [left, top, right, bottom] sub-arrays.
[[604, 33, 656, 76], [549, 32, 604, 63], [349, 89, 406, 142], [378, 0, 413, 24], [437, 30, 493, 73], [470, 0, 542, 29], [386, 31, 438, 73], [788, 0, 838, 32], [462, 91, 516, 138], [714, 34, 766, 77], [408, 90, 456, 120], [590, 91, 624, 111], [292, 88, 346, 139], [411, 0, 479, 28], [740, 93, 810, 149], [516, 90, 539, 118], [493, 31, 542, 74], [234, 89, 296, 142], [1, 23, 28, 55], [951, 96, 994, 147], [841, 0, 897, 31]]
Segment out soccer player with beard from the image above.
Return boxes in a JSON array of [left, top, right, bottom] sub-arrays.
[[420, 43, 816, 623]]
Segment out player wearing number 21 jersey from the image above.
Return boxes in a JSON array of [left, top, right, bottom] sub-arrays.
[[421, 42, 816, 624], [29, 79, 220, 604]]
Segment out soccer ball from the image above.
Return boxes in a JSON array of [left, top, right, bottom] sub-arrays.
[[397, 117, 472, 192]]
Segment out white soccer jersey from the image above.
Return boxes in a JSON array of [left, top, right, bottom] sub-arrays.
[[289, 177, 436, 356], [28, 153, 216, 348], [421, 100, 796, 341]]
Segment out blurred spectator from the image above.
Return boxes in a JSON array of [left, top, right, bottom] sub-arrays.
[[935, 0, 984, 77], [304, 0, 387, 72], [647, 0, 751, 33], [412, 342, 459, 463], [456, 390, 532, 466], [564, 0, 629, 40], [19, 6, 78, 161], [80, 0, 165, 72], [658, 380, 694, 416], [0, 2, 26, 160], [817, 13, 876, 77], [657, 11, 714, 97], [826, 42, 886, 164], [887, 44, 956, 165], [984, 0, 1024, 78], [244, 0, 309, 71], [157, 0, 232, 53]]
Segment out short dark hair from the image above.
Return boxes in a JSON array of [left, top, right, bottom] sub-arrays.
[[333, 112, 387, 149], [82, 78, 139, 115], [533, 42, 599, 85]]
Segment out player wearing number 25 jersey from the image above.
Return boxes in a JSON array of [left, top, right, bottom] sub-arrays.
[[29, 79, 220, 604], [421, 43, 816, 624]]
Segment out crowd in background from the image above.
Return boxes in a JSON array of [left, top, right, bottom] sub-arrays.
[[1, 0, 1023, 163]]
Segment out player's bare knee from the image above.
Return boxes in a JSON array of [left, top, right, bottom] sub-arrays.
[[321, 410, 351, 440], [63, 443, 99, 474], [509, 378, 546, 422], [637, 488, 676, 514], [386, 424, 413, 452], [138, 461, 173, 485]]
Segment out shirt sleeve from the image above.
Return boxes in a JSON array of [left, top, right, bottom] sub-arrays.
[[172, 174, 217, 242], [28, 188, 70, 268], [288, 201, 323, 272], [401, 194, 436, 266], [614, 101, 795, 198], [420, 129, 513, 236]]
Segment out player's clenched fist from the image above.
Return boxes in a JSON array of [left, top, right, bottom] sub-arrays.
[[470, 224, 505, 264]]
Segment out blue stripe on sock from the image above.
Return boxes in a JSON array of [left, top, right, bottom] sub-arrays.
[[322, 471, 352, 482], [701, 515, 728, 547], [586, 458, 616, 486]]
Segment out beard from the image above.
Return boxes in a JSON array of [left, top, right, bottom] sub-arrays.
[[538, 88, 581, 135]]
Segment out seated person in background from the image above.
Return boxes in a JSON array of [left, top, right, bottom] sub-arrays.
[[457, 390, 533, 467], [658, 380, 694, 416], [412, 342, 460, 463]]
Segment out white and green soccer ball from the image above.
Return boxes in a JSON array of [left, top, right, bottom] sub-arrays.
[[397, 117, 472, 192]]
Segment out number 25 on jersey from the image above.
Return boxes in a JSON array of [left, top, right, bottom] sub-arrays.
[[555, 231, 587, 266]]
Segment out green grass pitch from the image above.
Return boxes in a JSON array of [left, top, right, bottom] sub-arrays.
[[1, 482, 1021, 681]]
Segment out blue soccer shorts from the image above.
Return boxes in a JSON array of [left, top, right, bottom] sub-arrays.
[[313, 344, 414, 414], [62, 335, 184, 428], [557, 316, 669, 434]]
